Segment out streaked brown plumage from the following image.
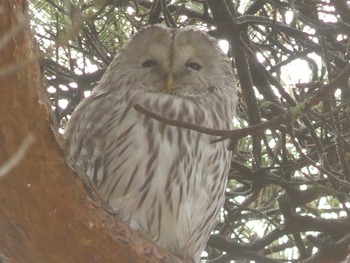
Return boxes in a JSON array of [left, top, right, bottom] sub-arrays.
[[64, 25, 237, 262]]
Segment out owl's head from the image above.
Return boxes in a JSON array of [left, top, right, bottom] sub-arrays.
[[105, 25, 235, 98]]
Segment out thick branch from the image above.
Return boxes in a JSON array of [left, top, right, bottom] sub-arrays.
[[0, 2, 179, 262]]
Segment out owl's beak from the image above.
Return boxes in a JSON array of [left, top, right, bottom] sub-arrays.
[[166, 73, 174, 92]]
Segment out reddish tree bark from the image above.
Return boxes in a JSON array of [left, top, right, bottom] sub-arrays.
[[0, 1, 179, 262]]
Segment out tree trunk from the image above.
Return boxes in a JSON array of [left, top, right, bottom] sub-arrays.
[[0, 1, 179, 262]]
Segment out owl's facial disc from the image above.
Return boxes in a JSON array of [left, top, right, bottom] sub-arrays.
[[139, 52, 207, 96], [120, 26, 232, 97]]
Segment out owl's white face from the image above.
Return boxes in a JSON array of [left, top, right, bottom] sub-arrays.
[[110, 26, 234, 98]]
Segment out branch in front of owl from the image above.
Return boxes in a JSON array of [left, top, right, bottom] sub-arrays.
[[134, 62, 350, 150], [133, 104, 231, 137], [134, 102, 291, 149]]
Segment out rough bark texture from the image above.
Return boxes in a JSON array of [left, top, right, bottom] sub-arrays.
[[0, 1, 179, 262]]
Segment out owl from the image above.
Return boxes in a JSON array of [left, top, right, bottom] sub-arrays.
[[64, 25, 237, 262]]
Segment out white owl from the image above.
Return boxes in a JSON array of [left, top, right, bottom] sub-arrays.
[[64, 25, 238, 262]]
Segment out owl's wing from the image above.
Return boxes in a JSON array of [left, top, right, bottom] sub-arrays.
[[64, 90, 115, 185]]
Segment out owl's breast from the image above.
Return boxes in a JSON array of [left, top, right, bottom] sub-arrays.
[[94, 91, 233, 261]]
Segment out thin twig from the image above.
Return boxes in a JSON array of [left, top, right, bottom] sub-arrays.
[[0, 134, 35, 178], [134, 63, 350, 144], [0, 55, 40, 78], [133, 104, 230, 136], [0, 12, 27, 50]]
